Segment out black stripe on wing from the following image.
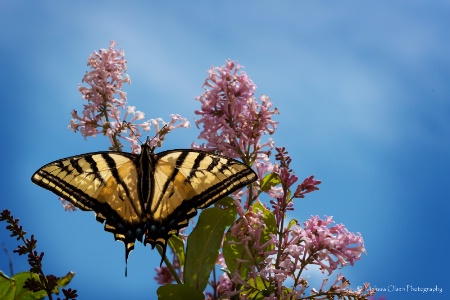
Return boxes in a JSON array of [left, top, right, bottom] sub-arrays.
[[157, 150, 190, 202]]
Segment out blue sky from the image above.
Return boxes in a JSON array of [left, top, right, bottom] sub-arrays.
[[1, 1, 449, 299]]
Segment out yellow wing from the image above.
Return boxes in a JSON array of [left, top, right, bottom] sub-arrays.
[[143, 150, 257, 251], [31, 151, 144, 257]]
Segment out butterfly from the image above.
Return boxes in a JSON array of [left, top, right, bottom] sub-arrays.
[[31, 141, 257, 271]]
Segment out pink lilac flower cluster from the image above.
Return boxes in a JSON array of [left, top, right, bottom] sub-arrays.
[[229, 199, 278, 262], [310, 274, 374, 299], [270, 147, 320, 228], [209, 144, 370, 298], [188, 60, 373, 299], [292, 216, 366, 274], [193, 59, 278, 164], [69, 40, 189, 153]]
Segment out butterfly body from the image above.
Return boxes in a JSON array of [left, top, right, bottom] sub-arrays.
[[32, 143, 257, 265]]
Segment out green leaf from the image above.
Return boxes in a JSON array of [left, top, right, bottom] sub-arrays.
[[214, 196, 235, 209], [13, 272, 47, 300], [260, 172, 281, 192], [184, 205, 237, 291], [0, 272, 47, 300], [0, 271, 75, 300], [223, 203, 277, 279], [287, 219, 298, 231], [168, 235, 186, 267], [157, 284, 204, 300], [56, 272, 75, 290], [0, 271, 15, 300], [241, 277, 292, 299], [241, 276, 270, 300], [0, 270, 10, 280], [223, 231, 249, 279]]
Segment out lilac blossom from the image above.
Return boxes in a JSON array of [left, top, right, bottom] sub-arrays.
[[58, 198, 76, 212], [191, 60, 373, 299], [154, 266, 175, 285], [193, 60, 278, 163], [289, 216, 366, 275], [215, 273, 233, 296], [310, 274, 374, 299], [69, 41, 188, 153]]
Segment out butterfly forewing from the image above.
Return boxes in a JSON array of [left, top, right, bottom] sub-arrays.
[[150, 150, 257, 219], [32, 152, 145, 222]]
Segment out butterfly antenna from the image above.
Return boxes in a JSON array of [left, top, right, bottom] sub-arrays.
[[146, 124, 169, 149], [155, 124, 169, 140], [121, 120, 144, 144]]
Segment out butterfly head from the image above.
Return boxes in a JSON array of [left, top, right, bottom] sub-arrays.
[[142, 125, 170, 154]]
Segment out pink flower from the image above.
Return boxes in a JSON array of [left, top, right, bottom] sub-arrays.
[[154, 266, 175, 285], [216, 273, 233, 296], [69, 41, 143, 151], [312, 274, 376, 298], [289, 216, 366, 275], [194, 60, 278, 162], [270, 197, 294, 227], [294, 175, 321, 198], [255, 159, 274, 179], [280, 167, 298, 189], [71, 40, 130, 137], [146, 114, 190, 150], [58, 198, 76, 211], [69, 41, 189, 153]]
